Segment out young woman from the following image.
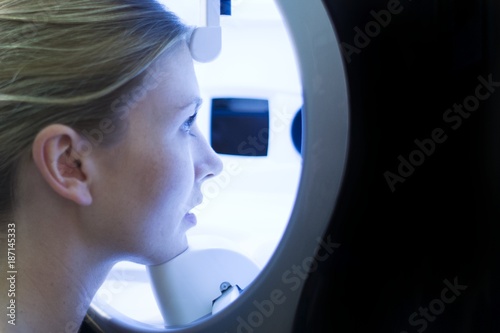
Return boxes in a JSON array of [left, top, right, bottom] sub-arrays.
[[0, 1, 222, 332]]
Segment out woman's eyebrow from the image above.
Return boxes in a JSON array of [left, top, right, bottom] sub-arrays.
[[178, 97, 203, 111]]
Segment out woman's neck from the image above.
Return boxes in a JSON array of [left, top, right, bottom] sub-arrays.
[[0, 216, 115, 333]]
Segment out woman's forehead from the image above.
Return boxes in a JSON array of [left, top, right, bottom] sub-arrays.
[[148, 44, 199, 103]]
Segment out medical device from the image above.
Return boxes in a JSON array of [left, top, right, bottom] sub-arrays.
[[85, 0, 350, 331], [189, 0, 230, 62]]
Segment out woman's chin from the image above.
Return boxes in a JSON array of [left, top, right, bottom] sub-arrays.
[[153, 238, 189, 266]]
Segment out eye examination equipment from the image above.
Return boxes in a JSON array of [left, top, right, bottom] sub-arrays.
[[85, 0, 350, 331], [83, 0, 500, 331], [189, 0, 229, 63]]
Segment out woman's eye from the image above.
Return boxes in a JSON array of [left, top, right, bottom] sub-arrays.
[[182, 112, 198, 136]]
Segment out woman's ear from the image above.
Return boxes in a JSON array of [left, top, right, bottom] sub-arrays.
[[32, 124, 93, 206]]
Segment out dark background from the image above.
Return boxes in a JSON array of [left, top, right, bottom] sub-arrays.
[[294, 0, 500, 332]]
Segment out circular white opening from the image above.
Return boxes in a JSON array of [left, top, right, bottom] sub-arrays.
[[88, 0, 349, 331]]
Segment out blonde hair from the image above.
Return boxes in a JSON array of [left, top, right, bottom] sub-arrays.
[[0, 0, 192, 218]]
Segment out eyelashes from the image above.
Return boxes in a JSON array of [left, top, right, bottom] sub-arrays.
[[182, 112, 198, 136], [180, 98, 203, 137]]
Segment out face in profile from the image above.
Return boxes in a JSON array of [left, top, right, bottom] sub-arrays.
[[84, 43, 223, 265]]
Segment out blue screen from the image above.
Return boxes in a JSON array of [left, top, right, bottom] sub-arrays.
[[211, 98, 270, 157]]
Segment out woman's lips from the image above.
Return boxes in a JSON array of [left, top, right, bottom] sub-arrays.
[[183, 212, 197, 226]]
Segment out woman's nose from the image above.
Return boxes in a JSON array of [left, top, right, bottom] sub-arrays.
[[195, 134, 223, 182]]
